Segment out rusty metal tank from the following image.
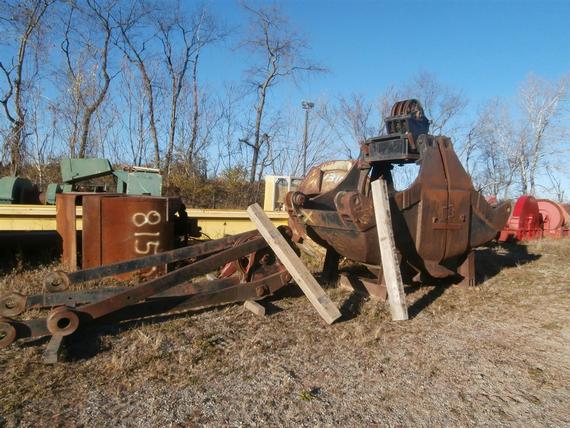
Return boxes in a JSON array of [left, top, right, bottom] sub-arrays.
[[286, 99, 511, 282], [57, 193, 189, 279]]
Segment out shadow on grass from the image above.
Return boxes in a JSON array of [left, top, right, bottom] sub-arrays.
[[406, 282, 452, 319], [338, 291, 367, 321], [0, 232, 62, 278], [475, 241, 541, 284], [334, 241, 542, 321], [406, 241, 541, 318]]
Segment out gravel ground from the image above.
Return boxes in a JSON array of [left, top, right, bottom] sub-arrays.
[[1, 239, 569, 427]]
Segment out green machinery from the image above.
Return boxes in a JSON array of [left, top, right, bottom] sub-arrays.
[[0, 177, 38, 204], [0, 158, 163, 204]]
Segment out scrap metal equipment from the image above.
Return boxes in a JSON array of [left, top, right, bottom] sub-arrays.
[[498, 196, 570, 241], [45, 158, 163, 203], [0, 99, 514, 362], [537, 199, 569, 238], [285, 99, 511, 287], [54, 193, 195, 275], [0, 226, 297, 358], [498, 196, 544, 242]]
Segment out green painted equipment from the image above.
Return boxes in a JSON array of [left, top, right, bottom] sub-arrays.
[[1, 159, 163, 204], [45, 159, 163, 203], [60, 158, 113, 184], [113, 168, 162, 196], [0, 177, 39, 204]]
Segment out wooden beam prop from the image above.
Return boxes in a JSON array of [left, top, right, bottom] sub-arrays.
[[247, 204, 342, 324], [371, 179, 409, 321], [243, 300, 266, 317]]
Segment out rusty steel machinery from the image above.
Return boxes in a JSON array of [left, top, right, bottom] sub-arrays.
[[0, 99, 516, 362], [54, 193, 197, 276], [0, 226, 296, 359], [0, 190, 296, 360], [286, 99, 511, 286]]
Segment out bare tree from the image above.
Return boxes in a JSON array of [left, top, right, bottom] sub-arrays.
[[158, 5, 220, 181], [472, 99, 520, 198], [0, 0, 53, 175], [214, 83, 248, 173], [26, 89, 56, 186], [319, 93, 377, 159], [269, 100, 338, 175], [404, 71, 468, 137], [60, 0, 115, 158], [112, 61, 148, 165], [113, 2, 161, 168], [240, 3, 324, 183], [544, 166, 565, 202], [517, 73, 569, 194]]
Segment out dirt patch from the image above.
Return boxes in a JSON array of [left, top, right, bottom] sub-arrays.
[[1, 239, 569, 426]]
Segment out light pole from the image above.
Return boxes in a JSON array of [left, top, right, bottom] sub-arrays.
[[301, 100, 314, 176]]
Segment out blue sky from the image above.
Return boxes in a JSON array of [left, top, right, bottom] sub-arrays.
[[201, 0, 570, 107], [4, 0, 566, 195], [188, 0, 569, 197]]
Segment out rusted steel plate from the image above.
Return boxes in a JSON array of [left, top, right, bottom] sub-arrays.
[[0, 267, 288, 348], [43, 229, 260, 289], [56, 193, 122, 271], [86, 196, 177, 279]]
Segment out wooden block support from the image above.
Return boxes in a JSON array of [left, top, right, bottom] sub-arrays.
[[247, 204, 342, 324], [43, 334, 65, 364], [371, 179, 409, 321], [244, 300, 266, 317]]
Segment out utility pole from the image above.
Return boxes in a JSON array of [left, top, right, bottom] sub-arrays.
[[301, 100, 314, 176]]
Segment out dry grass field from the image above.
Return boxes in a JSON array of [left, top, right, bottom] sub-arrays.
[[1, 239, 569, 426]]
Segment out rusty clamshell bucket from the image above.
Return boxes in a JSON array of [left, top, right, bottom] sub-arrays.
[[286, 100, 510, 283]]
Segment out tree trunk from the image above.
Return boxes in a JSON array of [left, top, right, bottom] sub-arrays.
[[139, 65, 160, 169], [188, 55, 200, 176], [78, 109, 95, 158], [8, 121, 24, 175], [164, 88, 177, 180], [249, 77, 271, 184], [7, 0, 52, 175], [519, 157, 529, 195], [77, 27, 111, 158]]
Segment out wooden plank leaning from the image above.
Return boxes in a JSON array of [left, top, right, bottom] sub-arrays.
[[247, 204, 342, 325], [371, 179, 409, 321]]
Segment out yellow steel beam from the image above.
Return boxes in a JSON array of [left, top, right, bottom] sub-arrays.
[[186, 209, 288, 239], [0, 205, 82, 231], [0, 205, 289, 238]]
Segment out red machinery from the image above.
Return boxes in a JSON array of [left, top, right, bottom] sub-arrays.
[[498, 196, 570, 241], [498, 196, 543, 242], [537, 199, 569, 238]]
